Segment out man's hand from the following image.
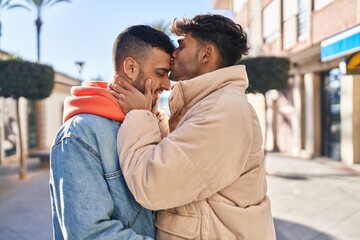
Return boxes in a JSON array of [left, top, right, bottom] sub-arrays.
[[151, 98, 160, 116], [109, 75, 152, 114]]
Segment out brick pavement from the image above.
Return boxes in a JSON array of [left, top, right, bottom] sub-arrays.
[[0, 154, 359, 240]]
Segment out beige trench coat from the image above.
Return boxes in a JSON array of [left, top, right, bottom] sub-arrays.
[[117, 65, 276, 240]]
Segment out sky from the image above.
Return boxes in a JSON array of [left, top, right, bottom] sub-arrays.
[[2, 0, 231, 81]]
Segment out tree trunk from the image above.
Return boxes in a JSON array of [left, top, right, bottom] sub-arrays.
[[264, 96, 268, 156], [272, 98, 279, 152], [35, 16, 42, 62], [264, 92, 280, 155], [16, 99, 27, 179]]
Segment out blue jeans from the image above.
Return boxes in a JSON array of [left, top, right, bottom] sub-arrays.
[[50, 114, 155, 239]]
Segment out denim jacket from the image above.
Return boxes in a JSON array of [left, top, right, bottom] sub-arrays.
[[50, 114, 155, 239]]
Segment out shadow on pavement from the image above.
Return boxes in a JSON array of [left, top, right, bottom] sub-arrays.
[[267, 171, 356, 181], [275, 218, 334, 240]]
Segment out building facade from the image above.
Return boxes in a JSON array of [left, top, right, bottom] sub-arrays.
[[214, 0, 360, 165], [0, 50, 80, 164]]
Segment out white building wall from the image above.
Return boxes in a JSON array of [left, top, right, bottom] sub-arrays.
[[44, 93, 68, 148]]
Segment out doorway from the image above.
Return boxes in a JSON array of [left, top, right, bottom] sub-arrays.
[[321, 68, 341, 161]]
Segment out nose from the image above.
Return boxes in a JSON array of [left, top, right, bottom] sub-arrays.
[[161, 77, 171, 91]]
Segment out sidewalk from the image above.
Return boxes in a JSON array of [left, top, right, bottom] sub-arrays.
[[266, 153, 360, 240], [0, 154, 359, 240], [0, 158, 52, 240]]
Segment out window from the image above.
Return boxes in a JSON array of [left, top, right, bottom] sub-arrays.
[[283, 0, 298, 20], [263, 0, 281, 43], [297, 0, 310, 40], [282, 0, 299, 49]]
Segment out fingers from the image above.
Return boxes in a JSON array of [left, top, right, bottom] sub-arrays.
[[151, 98, 160, 115], [110, 84, 127, 96], [108, 76, 153, 113], [109, 76, 128, 94], [118, 77, 135, 90], [112, 75, 121, 84], [110, 89, 124, 101], [109, 87, 132, 113]]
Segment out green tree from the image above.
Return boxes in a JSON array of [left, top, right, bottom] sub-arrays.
[[0, 59, 54, 179], [238, 56, 290, 95], [151, 19, 171, 36], [0, 0, 28, 46], [17, 0, 71, 61], [237, 56, 290, 152]]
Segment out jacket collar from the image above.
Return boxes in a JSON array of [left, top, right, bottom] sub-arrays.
[[169, 65, 248, 115]]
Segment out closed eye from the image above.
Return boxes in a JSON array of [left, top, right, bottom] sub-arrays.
[[157, 72, 165, 77], [156, 68, 170, 77]]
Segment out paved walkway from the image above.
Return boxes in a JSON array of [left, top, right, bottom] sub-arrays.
[[0, 154, 359, 240], [0, 158, 52, 240], [266, 153, 360, 240]]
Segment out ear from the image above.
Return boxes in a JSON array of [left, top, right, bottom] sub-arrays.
[[123, 57, 140, 82], [199, 44, 214, 65]]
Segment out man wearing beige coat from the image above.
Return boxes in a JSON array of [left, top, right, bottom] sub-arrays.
[[110, 14, 276, 240]]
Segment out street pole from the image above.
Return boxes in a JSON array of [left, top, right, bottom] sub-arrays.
[[75, 61, 85, 81]]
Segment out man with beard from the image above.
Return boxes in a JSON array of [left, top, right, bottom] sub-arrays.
[[49, 25, 174, 239], [110, 14, 276, 239]]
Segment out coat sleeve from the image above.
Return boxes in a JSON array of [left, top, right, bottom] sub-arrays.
[[117, 95, 253, 210]]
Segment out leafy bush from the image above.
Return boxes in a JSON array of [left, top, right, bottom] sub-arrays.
[[237, 56, 290, 94], [0, 59, 54, 99]]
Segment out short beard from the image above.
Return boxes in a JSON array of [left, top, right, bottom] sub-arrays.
[[170, 44, 202, 81], [133, 69, 158, 108], [133, 68, 145, 94]]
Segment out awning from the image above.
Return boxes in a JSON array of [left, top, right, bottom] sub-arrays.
[[344, 51, 360, 74], [347, 51, 360, 70], [321, 24, 360, 62]]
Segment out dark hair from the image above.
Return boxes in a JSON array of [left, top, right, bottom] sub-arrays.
[[171, 14, 249, 68], [112, 25, 175, 72]]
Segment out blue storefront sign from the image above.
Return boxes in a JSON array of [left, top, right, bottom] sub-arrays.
[[321, 24, 360, 62]]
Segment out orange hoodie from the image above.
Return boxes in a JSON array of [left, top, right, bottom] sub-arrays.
[[63, 81, 125, 123]]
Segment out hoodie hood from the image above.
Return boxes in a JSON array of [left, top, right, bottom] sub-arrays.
[[63, 81, 125, 123]]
